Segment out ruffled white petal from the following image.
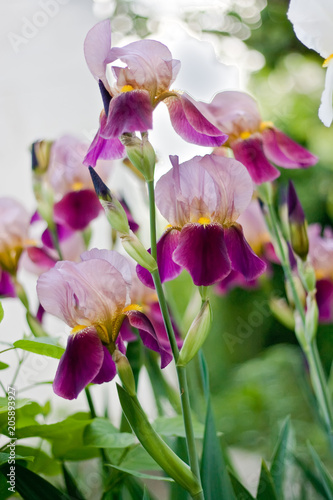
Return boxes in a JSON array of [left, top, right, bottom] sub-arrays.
[[319, 60, 333, 126], [288, 0, 333, 58]]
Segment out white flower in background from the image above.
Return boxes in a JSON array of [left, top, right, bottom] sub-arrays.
[[288, 0, 333, 127]]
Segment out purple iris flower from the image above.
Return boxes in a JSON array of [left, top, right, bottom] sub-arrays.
[[137, 154, 266, 287], [37, 249, 172, 400], [194, 91, 318, 184], [83, 20, 227, 166]]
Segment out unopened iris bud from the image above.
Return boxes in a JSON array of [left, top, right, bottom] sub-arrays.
[[113, 350, 136, 396], [120, 232, 157, 273], [269, 297, 295, 330], [177, 300, 212, 367], [288, 181, 309, 260], [121, 134, 155, 181], [31, 140, 53, 174], [285, 275, 306, 308], [89, 167, 130, 235]]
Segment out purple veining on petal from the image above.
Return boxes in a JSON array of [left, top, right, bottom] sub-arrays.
[[232, 136, 280, 184], [136, 229, 182, 289], [224, 223, 266, 281], [262, 127, 318, 169], [53, 327, 104, 400], [53, 190, 102, 231], [84, 112, 125, 167], [172, 223, 231, 286], [102, 91, 153, 138], [127, 309, 172, 368]]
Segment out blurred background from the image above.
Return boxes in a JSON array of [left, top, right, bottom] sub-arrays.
[[1, 0, 333, 495]]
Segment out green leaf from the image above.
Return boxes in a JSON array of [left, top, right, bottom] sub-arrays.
[[0, 461, 68, 500], [14, 337, 65, 359], [308, 443, 333, 500], [293, 453, 328, 499], [270, 416, 291, 498], [153, 416, 205, 439], [0, 302, 3, 323], [114, 444, 163, 472], [15, 446, 61, 476], [200, 398, 235, 500], [0, 452, 34, 466], [83, 418, 136, 448], [256, 460, 278, 500], [0, 397, 30, 414], [16, 412, 92, 440], [0, 362, 9, 370], [229, 473, 255, 499], [62, 463, 86, 500], [108, 465, 174, 482]]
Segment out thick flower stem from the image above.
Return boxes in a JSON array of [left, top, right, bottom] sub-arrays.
[[147, 180, 204, 499], [265, 196, 333, 442], [84, 387, 109, 471]]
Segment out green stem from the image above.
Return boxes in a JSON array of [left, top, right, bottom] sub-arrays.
[[49, 222, 64, 261], [266, 196, 333, 439], [84, 387, 109, 470], [147, 180, 203, 498]]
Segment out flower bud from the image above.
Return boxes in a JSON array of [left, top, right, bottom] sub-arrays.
[[113, 350, 136, 396], [288, 181, 309, 260], [177, 300, 212, 367], [285, 274, 306, 308], [120, 232, 157, 273], [31, 140, 53, 174], [89, 167, 130, 235], [269, 297, 295, 330], [121, 134, 155, 181]]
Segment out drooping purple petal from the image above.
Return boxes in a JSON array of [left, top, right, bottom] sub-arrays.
[[84, 112, 125, 167], [147, 301, 182, 350], [136, 229, 182, 289], [102, 91, 153, 138], [126, 310, 172, 368], [316, 279, 333, 323], [262, 127, 318, 169], [172, 223, 231, 286], [215, 269, 258, 295], [119, 316, 138, 342], [232, 136, 280, 184], [84, 19, 112, 91], [224, 223, 266, 281], [91, 345, 117, 384], [53, 190, 102, 231], [41, 224, 73, 248], [53, 327, 104, 400], [26, 246, 57, 270], [165, 94, 227, 147], [0, 270, 16, 298]]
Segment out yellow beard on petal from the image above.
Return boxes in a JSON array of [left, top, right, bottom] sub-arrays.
[[121, 85, 134, 93], [197, 217, 211, 226]]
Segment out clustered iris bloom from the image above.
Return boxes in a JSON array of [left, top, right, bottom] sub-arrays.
[[195, 90, 317, 183], [37, 249, 172, 399], [83, 20, 227, 166], [137, 154, 266, 288]]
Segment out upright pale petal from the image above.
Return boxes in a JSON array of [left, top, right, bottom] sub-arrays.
[[84, 19, 112, 91], [53, 327, 104, 400], [81, 248, 132, 288], [319, 60, 333, 127]]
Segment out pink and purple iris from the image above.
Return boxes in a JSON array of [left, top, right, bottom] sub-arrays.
[[195, 91, 317, 184], [137, 154, 266, 287], [37, 249, 172, 400], [83, 20, 227, 166]]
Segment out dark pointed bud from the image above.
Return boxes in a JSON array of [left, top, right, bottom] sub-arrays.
[[121, 134, 155, 181], [98, 79, 111, 116], [31, 140, 52, 174], [287, 242, 297, 270], [89, 167, 130, 235], [287, 181, 309, 260], [113, 350, 136, 396]]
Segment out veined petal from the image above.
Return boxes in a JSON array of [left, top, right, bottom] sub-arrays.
[[232, 136, 280, 184], [102, 91, 153, 138], [91, 345, 117, 384], [136, 229, 182, 289], [81, 248, 132, 288], [172, 223, 231, 286], [262, 127, 318, 168], [287, 0, 333, 59], [53, 190, 102, 231], [84, 19, 112, 91], [165, 94, 227, 147], [126, 309, 173, 368], [224, 223, 266, 281], [84, 112, 125, 167], [53, 327, 104, 400], [319, 60, 333, 127]]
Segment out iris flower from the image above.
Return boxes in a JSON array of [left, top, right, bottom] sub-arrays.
[[288, 0, 333, 126], [195, 91, 317, 184], [37, 249, 172, 399], [137, 154, 266, 288], [83, 20, 227, 166]]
